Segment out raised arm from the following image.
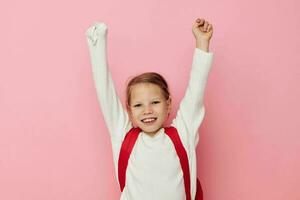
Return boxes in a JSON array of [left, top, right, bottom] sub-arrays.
[[85, 22, 131, 141], [171, 18, 214, 146]]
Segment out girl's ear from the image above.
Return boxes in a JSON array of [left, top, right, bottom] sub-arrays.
[[126, 104, 131, 114], [167, 97, 172, 115], [126, 104, 133, 118], [127, 106, 138, 128]]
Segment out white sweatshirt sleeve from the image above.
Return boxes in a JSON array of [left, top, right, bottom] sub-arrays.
[[85, 22, 132, 141], [171, 48, 214, 147]]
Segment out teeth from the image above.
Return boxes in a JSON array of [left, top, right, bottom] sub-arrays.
[[142, 118, 156, 123]]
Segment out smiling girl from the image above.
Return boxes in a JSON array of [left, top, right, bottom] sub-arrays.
[[85, 18, 214, 200]]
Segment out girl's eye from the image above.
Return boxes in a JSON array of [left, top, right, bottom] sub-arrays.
[[133, 101, 160, 107]]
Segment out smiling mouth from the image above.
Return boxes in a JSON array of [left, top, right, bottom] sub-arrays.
[[141, 117, 157, 124]]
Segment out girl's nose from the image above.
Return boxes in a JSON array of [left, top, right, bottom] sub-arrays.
[[143, 106, 153, 114]]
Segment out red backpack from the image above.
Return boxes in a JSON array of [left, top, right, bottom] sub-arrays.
[[118, 126, 203, 200]]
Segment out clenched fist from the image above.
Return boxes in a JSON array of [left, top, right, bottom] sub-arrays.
[[192, 18, 213, 41], [192, 18, 213, 51]]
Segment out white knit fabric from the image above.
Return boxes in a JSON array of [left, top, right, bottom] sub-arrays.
[[85, 22, 214, 200]]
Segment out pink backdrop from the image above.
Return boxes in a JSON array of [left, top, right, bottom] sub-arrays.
[[1, 0, 299, 199]]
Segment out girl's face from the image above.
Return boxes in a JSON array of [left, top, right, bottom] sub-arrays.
[[127, 83, 171, 137]]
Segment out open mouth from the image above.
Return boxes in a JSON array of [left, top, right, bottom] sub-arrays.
[[141, 117, 157, 124]]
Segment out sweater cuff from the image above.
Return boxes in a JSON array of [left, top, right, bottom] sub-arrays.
[[195, 47, 213, 57], [193, 47, 214, 66], [85, 22, 108, 45]]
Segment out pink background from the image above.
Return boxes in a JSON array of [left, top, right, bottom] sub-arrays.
[[1, 0, 299, 199]]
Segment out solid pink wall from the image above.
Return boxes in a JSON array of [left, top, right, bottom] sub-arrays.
[[1, 0, 299, 199]]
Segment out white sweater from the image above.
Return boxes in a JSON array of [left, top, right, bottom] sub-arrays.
[[85, 22, 214, 200]]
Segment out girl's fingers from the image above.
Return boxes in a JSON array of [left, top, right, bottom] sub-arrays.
[[208, 24, 213, 32], [204, 21, 209, 31], [196, 18, 205, 25], [196, 19, 211, 30], [194, 18, 213, 33], [206, 24, 211, 32]]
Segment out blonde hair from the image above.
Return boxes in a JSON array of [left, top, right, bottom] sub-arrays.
[[125, 72, 170, 109]]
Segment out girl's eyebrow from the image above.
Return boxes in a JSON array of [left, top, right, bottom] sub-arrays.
[[133, 98, 161, 104], [151, 97, 161, 101]]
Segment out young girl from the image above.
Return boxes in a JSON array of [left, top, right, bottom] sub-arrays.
[[85, 18, 214, 200]]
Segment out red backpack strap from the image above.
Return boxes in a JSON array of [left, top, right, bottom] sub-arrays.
[[195, 178, 203, 200], [118, 127, 141, 192], [164, 126, 192, 200]]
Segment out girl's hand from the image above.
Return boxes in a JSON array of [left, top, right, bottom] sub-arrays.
[[192, 18, 213, 51], [192, 18, 213, 41]]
